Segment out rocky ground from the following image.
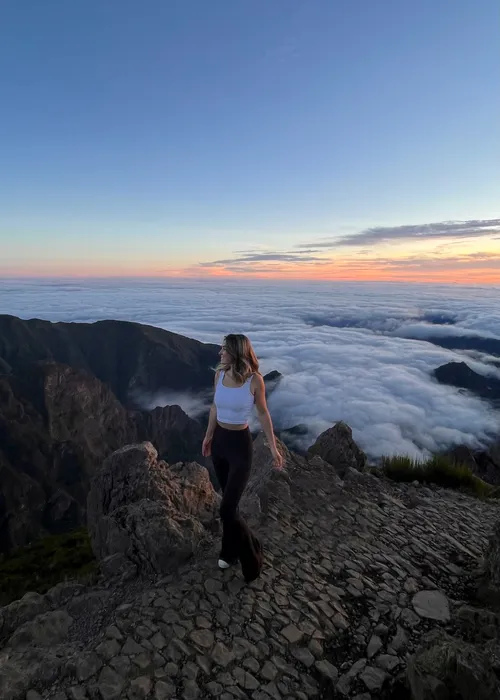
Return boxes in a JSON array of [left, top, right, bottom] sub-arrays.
[[2, 428, 500, 700]]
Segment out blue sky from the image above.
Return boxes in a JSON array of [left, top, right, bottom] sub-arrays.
[[1, 0, 499, 279]]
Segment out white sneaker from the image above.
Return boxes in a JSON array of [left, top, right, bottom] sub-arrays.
[[218, 559, 231, 569]]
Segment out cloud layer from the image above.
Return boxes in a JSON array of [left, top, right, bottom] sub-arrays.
[[2, 278, 499, 461]]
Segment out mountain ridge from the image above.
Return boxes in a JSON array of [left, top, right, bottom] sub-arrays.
[[0, 314, 221, 552], [0, 315, 219, 407]]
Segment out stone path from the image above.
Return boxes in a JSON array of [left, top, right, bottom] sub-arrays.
[[9, 458, 500, 700]]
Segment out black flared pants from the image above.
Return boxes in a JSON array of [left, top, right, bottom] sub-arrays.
[[211, 424, 263, 582]]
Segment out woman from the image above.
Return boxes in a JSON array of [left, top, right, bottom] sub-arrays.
[[202, 333, 283, 583]]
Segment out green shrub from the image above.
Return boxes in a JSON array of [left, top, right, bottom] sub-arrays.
[[381, 454, 492, 498], [0, 528, 97, 605]]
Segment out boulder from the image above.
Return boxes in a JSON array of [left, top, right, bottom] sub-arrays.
[[406, 629, 500, 700], [7, 610, 73, 648], [0, 647, 66, 700], [0, 591, 49, 643], [238, 434, 291, 523], [412, 590, 450, 622], [307, 422, 367, 477], [87, 442, 220, 575]]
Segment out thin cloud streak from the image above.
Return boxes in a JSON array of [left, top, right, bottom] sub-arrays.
[[296, 218, 500, 249], [194, 249, 500, 283], [192, 218, 500, 282], [198, 252, 324, 267]]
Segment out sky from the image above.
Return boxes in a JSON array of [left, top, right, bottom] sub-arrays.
[[0, 0, 499, 282], [1, 278, 499, 458]]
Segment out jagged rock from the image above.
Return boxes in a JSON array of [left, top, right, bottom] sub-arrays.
[[75, 650, 104, 681], [308, 455, 344, 487], [479, 519, 500, 605], [388, 625, 408, 654], [66, 590, 112, 619], [7, 610, 73, 648], [45, 582, 86, 608], [0, 591, 49, 643], [100, 553, 138, 581], [406, 629, 500, 700], [87, 442, 220, 575], [456, 605, 500, 642], [263, 370, 282, 396], [97, 665, 125, 700], [241, 434, 292, 520], [0, 647, 66, 700], [307, 421, 366, 477], [359, 665, 387, 691], [367, 634, 383, 658], [133, 404, 207, 468], [0, 315, 218, 553], [446, 444, 500, 487]]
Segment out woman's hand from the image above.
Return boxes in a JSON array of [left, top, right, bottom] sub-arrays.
[[202, 435, 212, 458], [271, 445, 284, 470]]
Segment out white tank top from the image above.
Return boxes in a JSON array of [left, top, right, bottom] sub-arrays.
[[214, 371, 255, 425]]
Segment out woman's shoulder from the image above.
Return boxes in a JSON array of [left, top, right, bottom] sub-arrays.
[[249, 372, 264, 387]]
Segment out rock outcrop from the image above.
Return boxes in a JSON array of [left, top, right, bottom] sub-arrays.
[[263, 370, 282, 397], [87, 442, 220, 576], [0, 362, 208, 552], [2, 424, 500, 700], [240, 434, 292, 522], [433, 361, 500, 407], [407, 629, 500, 700], [133, 403, 208, 468], [447, 442, 500, 487], [401, 494, 500, 698], [478, 519, 500, 605], [307, 420, 367, 477]]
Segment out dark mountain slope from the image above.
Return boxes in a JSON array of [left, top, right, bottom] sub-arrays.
[[0, 360, 208, 553], [434, 361, 500, 406], [0, 315, 219, 407]]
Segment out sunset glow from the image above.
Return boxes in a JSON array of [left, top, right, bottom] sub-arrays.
[[1, 2, 499, 285]]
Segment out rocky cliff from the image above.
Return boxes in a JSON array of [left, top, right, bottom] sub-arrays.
[[1, 425, 500, 700], [0, 380, 208, 551], [0, 314, 220, 552]]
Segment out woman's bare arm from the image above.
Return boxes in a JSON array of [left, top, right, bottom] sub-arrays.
[[202, 371, 219, 456], [253, 374, 283, 468]]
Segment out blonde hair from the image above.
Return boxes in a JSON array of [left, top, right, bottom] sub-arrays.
[[217, 334, 260, 384]]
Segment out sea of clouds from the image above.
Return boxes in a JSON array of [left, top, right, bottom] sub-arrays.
[[1, 278, 499, 460]]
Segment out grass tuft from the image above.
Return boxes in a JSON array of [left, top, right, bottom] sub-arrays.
[[381, 453, 492, 498]]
